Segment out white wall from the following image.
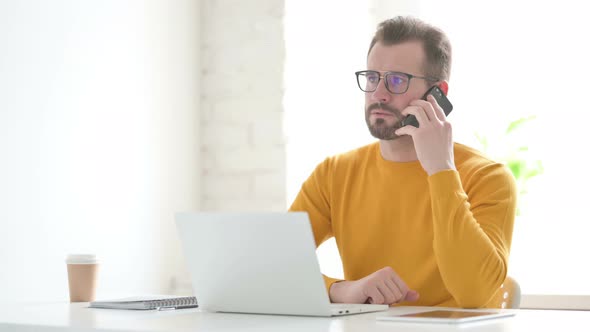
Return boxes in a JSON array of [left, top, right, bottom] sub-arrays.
[[0, 0, 200, 301], [200, 0, 286, 212]]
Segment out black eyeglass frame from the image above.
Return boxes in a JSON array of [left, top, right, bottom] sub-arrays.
[[355, 70, 440, 94]]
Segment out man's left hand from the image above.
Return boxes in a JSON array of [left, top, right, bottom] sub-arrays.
[[395, 94, 455, 176]]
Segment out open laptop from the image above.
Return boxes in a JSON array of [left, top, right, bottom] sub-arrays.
[[175, 212, 389, 317]]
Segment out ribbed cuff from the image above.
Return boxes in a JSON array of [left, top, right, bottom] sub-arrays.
[[427, 169, 463, 198], [323, 275, 344, 297]]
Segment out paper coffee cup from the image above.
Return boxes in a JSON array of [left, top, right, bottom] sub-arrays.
[[66, 254, 99, 302], [66, 254, 98, 265]]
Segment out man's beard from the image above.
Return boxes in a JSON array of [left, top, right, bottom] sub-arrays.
[[365, 103, 404, 140]]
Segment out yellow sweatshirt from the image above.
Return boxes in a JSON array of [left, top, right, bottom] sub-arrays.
[[289, 142, 517, 308]]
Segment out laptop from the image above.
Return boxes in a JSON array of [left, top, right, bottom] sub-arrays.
[[175, 212, 389, 317]]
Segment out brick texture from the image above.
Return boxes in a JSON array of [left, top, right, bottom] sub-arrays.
[[200, 0, 286, 211]]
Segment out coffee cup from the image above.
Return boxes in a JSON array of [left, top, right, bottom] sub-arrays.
[[65, 254, 99, 302]]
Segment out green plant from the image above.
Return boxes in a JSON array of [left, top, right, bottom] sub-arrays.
[[475, 116, 544, 215]]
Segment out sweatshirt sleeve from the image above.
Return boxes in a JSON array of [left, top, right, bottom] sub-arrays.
[[428, 165, 517, 308], [288, 158, 343, 292]]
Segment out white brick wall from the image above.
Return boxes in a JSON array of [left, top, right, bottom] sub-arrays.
[[200, 0, 286, 211]]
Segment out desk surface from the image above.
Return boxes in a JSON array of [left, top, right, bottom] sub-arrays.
[[0, 302, 589, 332]]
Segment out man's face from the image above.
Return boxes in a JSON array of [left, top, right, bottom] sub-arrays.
[[365, 41, 431, 140]]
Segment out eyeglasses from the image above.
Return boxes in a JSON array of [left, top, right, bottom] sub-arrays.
[[355, 70, 439, 94]]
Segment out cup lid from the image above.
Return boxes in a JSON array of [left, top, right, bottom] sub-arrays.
[[66, 254, 98, 264]]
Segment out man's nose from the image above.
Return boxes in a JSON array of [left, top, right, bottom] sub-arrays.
[[371, 79, 391, 104]]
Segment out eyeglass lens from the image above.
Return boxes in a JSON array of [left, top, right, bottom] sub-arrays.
[[358, 71, 410, 94]]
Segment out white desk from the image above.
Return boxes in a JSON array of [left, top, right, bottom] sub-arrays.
[[0, 302, 588, 332]]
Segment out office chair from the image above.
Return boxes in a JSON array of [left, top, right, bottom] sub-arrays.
[[488, 276, 521, 309]]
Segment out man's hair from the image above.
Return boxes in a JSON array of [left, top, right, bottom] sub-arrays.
[[368, 16, 452, 81]]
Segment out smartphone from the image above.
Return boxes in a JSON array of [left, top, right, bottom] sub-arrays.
[[401, 85, 453, 128]]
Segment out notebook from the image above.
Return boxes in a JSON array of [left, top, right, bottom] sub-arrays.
[[89, 295, 198, 310], [175, 212, 389, 316]]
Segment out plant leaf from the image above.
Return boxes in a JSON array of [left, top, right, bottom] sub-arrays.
[[507, 160, 523, 179], [506, 115, 536, 134]]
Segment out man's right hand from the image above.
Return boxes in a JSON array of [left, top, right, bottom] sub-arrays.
[[329, 267, 420, 305]]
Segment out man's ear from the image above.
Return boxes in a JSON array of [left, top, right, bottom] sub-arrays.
[[437, 81, 449, 95]]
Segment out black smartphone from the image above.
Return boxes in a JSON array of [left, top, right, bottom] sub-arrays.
[[401, 85, 453, 128]]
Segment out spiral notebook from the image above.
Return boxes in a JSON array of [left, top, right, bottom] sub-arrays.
[[89, 295, 198, 310]]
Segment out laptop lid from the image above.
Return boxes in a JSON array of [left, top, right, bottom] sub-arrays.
[[175, 212, 335, 316]]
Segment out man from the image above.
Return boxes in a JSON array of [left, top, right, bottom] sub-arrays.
[[289, 16, 517, 308]]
